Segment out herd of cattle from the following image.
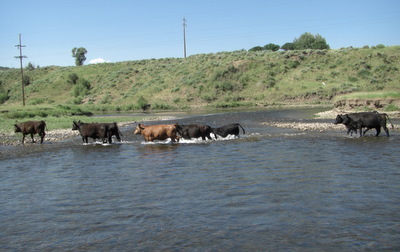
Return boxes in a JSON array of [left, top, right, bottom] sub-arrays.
[[13, 111, 394, 144]]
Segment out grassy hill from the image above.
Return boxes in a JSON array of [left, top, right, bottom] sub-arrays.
[[1, 46, 400, 112]]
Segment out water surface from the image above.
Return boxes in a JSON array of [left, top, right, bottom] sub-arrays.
[[1, 108, 399, 251]]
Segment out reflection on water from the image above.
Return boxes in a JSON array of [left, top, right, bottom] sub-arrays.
[[1, 108, 400, 251]]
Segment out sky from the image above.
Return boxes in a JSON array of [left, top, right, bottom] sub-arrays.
[[1, 0, 399, 68]]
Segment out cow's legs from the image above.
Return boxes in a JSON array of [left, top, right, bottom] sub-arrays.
[[382, 126, 389, 137], [30, 133, 35, 143], [359, 127, 363, 137], [40, 132, 45, 143], [375, 127, 381, 136]]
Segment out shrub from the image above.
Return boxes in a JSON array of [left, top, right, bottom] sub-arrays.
[[73, 78, 91, 97], [23, 75, 31, 86], [0, 82, 9, 104], [357, 69, 371, 79], [137, 95, 149, 108], [68, 73, 79, 84]]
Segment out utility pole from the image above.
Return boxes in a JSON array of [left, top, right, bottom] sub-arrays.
[[15, 34, 27, 106], [183, 17, 187, 58]]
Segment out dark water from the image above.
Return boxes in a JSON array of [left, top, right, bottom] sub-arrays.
[[1, 108, 400, 251]]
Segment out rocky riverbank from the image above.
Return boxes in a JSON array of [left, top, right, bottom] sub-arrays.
[[263, 109, 400, 133]]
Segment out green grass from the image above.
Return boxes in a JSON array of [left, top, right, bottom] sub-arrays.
[[0, 105, 152, 135], [1, 45, 399, 115], [334, 91, 400, 101]]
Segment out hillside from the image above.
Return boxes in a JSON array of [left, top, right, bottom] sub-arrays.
[[1, 46, 399, 111]]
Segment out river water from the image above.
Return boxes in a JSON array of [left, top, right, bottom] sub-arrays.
[[1, 108, 399, 251]]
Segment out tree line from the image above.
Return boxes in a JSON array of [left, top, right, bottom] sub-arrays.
[[249, 32, 330, 52]]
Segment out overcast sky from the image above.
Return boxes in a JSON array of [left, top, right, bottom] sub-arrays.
[[1, 0, 399, 67]]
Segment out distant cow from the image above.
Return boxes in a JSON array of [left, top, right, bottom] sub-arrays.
[[141, 104, 151, 112], [334, 112, 393, 137], [14, 120, 46, 144], [72, 121, 109, 143], [134, 123, 179, 142], [176, 124, 213, 140], [211, 123, 245, 138]]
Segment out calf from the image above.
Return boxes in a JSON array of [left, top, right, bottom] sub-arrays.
[[14, 120, 46, 144], [176, 124, 213, 140], [134, 123, 179, 142], [334, 112, 393, 137], [211, 123, 245, 138], [72, 121, 109, 143]]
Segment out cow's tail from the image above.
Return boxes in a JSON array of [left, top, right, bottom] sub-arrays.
[[382, 113, 394, 129], [237, 123, 245, 135]]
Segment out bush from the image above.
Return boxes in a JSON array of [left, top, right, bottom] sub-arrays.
[[292, 32, 330, 50], [72, 78, 91, 97], [0, 82, 9, 104], [68, 73, 79, 84], [137, 95, 148, 108]]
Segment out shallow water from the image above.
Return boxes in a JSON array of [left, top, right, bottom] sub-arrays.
[[1, 108, 400, 251]]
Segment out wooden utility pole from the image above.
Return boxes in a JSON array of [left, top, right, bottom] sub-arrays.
[[15, 34, 27, 106], [183, 17, 187, 58]]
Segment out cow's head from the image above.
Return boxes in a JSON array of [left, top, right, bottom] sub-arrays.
[[72, 121, 80, 130], [14, 124, 21, 133], [133, 124, 145, 134], [333, 114, 344, 124], [341, 114, 352, 125]]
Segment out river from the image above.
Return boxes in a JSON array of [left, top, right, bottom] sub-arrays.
[[1, 108, 399, 251]]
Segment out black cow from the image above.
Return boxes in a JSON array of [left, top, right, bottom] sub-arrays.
[[72, 121, 109, 143], [211, 123, 245, 138], [101, 122, 122, 143], [334, 112, 393, 137], [176, 124, 213, 140], [72, 121, 122, 143], [14, 120, 46, 144], [333, 117, 358, 136]]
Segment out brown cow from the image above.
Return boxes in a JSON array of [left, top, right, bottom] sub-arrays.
[[14, 120, 46, 144], [134, 123, 179, 142]]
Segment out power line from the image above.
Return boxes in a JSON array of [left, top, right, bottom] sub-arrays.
[[14, 34, 27, 106]]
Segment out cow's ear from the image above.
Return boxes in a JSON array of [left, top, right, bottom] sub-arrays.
[[138, 124, 144, 129]]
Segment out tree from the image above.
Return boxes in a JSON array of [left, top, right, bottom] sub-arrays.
[[71, 47, 88, 66], [26, 62, 35, 71], [281, 42, 295, 51], [264, 43, 280, 51], [293, 32, 330, 50], [249, 46, 264, 52]]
